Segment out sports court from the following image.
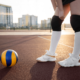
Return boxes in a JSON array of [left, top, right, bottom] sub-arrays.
[[0, 30, 80, 80]]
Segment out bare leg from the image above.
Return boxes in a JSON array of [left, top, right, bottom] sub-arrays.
[[70, 0, 80, 58], [54, 3, 70, 19], [70, 0, 80, 15]]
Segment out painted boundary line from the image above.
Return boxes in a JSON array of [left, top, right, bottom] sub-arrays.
[[0, 30, 75, 35], [38, 36, 73, 49]]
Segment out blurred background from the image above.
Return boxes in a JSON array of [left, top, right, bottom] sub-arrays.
[[0, 0, 73, 32]]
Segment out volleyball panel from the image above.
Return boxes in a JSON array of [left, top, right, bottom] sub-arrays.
[[10, 51, 17, 67], [1, 50, 7, 67], [6, 50, 12, 67]]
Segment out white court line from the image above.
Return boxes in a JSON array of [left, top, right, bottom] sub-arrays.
[[38, 36, 73, 49]]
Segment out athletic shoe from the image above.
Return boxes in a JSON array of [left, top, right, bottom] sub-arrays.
[[36, 50, 57, 62], [58, 53, 80, 67]]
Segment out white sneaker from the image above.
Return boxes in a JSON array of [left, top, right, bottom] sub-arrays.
[[58, 53, 80, 67], [36, 50, 57, 62]]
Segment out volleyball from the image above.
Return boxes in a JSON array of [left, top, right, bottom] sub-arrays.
[[0, 49, 18, 67]]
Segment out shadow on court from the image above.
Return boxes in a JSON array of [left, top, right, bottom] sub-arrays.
[[57, 66, 80, 80], [30, 62, 55, 80], [0, 67, 11, 80]]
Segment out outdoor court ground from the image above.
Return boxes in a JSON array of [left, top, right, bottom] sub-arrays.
[[0, 30, 80, 80]]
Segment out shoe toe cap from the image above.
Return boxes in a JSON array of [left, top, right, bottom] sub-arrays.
[[58, 61, 66, 67], [36, 57, 45, 61], [36, 57, 41, 60]]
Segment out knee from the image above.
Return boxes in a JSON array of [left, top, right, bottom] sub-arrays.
[[51, 15, 63, 31], [70, 15, 80, 32]]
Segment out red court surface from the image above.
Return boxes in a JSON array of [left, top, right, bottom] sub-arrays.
[[0, 35, 80, 80]]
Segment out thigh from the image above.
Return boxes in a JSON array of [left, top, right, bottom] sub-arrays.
[[54, 4, 70, 20], [70, 0, 80, 15]]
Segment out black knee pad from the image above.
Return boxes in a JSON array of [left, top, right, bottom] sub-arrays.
[[51, 15, 63, 31], [70, 15, 80, 32]]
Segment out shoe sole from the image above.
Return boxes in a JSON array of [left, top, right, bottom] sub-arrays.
[[58, 62, 80, 67], [37, 60, 55, 62]]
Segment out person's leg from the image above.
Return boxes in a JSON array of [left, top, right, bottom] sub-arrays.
[[49, 4, 70, 56], [70, 0, 80, 58], [58, 0, 80, 67], [36, 4, 70, 62]]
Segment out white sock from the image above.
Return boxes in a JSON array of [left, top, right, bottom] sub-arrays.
[[48, 31, 61, 56], [72, 32, 80, 59]]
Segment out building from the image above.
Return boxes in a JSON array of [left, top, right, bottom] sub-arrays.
[[38, 24, 41, 28], [13, 23, 18, 28], [20, 14, 38, 29], [0, 4, 13, 28], [41, 18, 52, 29], [47, 18, 51, 28], [18, 18, 23, 28], [65, 24, 72, 28], [30, 15, 38, 29], [22, 15, 30, 28], [41, 20, 47, 29]]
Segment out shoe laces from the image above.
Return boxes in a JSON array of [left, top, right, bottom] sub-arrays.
[[68, 53, 79, 62], [69, 53, 80, 59], [45, 50, 58, 56]]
